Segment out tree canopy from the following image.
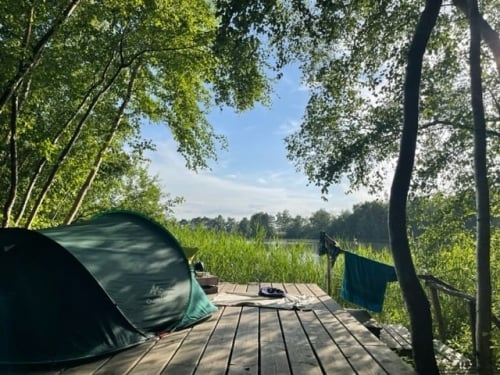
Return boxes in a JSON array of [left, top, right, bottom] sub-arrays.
[[213, 0, 499, 198], [213, 1, 499, 372], [279, 2, 500, 199], [0, 0, 270, 228]]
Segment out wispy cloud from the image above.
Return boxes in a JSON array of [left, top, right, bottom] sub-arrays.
[[146, 139, 372, 220], [277, 119, 301, 136], [142, 63, 379, 221]]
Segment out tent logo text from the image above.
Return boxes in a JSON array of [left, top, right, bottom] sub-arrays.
[[146, 284, 169, 304]]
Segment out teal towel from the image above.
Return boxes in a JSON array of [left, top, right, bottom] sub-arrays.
[[341, 251, 397, 312]]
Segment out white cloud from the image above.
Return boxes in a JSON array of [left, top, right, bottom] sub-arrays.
[[277, 119, 301, 136], [257, 177, 267, 185], [141, 62, 382, 221], [146, 139, 373, 220]]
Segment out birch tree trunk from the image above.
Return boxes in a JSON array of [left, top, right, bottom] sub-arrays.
[[64, 63, 141, 224], [25, 63, 126, 228], [0, 0, 81, 115], [14, 52, 119, 226]]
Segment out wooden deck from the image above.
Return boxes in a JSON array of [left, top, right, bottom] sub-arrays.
[[2, 282, 417, 375], [379, 324, 474, 374]]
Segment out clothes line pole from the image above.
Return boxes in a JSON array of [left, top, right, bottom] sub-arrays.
[[319, 231, 343, 297], [326, 251, 332, 295]]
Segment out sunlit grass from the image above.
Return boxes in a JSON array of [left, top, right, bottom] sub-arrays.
[[169, 222, 330, 287]]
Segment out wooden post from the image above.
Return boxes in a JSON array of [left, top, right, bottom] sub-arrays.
[[326, 252, 331, 296], [320, 231, 331, 296], [469, 300, 477, 368], [429, 285, 446, 341]]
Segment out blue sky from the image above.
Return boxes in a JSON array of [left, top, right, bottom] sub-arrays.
[[144, 65, 376, 220]]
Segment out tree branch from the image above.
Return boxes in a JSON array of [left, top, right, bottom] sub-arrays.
[[0, 0, 82, 115], [421, 120, 500, 137], [453, 0, 500, 74]]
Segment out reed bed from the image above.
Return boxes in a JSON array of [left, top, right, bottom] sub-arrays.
[[169, 222, 329, 286]]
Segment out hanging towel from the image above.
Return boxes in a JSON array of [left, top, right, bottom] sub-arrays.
[[341, 251, 398, 313]]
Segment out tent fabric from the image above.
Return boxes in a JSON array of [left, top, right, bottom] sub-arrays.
[[0, 211, 217, 365]]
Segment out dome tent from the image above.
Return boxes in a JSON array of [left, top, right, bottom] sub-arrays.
[[0, 211, 217, 365]]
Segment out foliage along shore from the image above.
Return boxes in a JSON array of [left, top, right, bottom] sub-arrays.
[[169, 220, 500, 370]]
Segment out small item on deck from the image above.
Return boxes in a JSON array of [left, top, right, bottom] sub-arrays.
[[193, 261, 205, 272], [196, 273, 219, 294], [258, 286, 285, 298]]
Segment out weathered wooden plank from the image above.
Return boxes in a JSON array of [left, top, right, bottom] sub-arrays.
[[292, 283, 331, 311], [363, 345, 417, 375], [365, 344, 414, 374], [93, 341, 157, 375], [302, 283, 343, 311], [334, 311, 385, 346], [233, 284, 249, 293], [282, 283, 300, 295], [380, 324, 412, 354], [269, 282, 285, 291], [195, 275, 219, 287], [194, 306, 241, 375], [433, 340, 472, 372], [329, 311, 416, 374], [279, 309, 322, 375], [61, 357, 109, 374], [128, 330, 189, 375], [162, 304, 226, 374], [381, 324, 473, 373], [293, 283, 317, 296], [217, 282, 236, 293], [379, 328, 402, 352], [2, 283, 423, 375], [0, 367, 62, 375], [227, 307, 259, 375], [314, 308, 389, 375], [259, 308, 290, 375], [297, 309, 355, 374], [246, 282, 260, 294]]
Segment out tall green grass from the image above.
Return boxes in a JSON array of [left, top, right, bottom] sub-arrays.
[[170, 223, 329, 286], [168, 221, 500, 368]]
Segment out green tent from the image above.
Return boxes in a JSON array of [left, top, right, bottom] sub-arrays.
[[0, 211, 217, 365]]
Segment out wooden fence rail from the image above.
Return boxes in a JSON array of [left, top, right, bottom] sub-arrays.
[[319, 231, 499, 369], [418, 273, 500, 369]]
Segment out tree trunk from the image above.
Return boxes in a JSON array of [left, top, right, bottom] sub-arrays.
[[469, 0, 493, 372], [453, 0, 500, 75], [14, 52, 118, 226], [2, 6, 34, 227], [2, 96, 19, 227], [24, 64, 126, 228], [64, 63, 141, 224], [388, 0, 441, 374]]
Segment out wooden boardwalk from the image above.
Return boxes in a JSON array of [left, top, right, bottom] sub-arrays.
[[2, 282, 417, 375]]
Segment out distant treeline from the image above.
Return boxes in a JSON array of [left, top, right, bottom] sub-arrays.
[[178, 200, 390, 243], [178, 193, 499, 246]]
